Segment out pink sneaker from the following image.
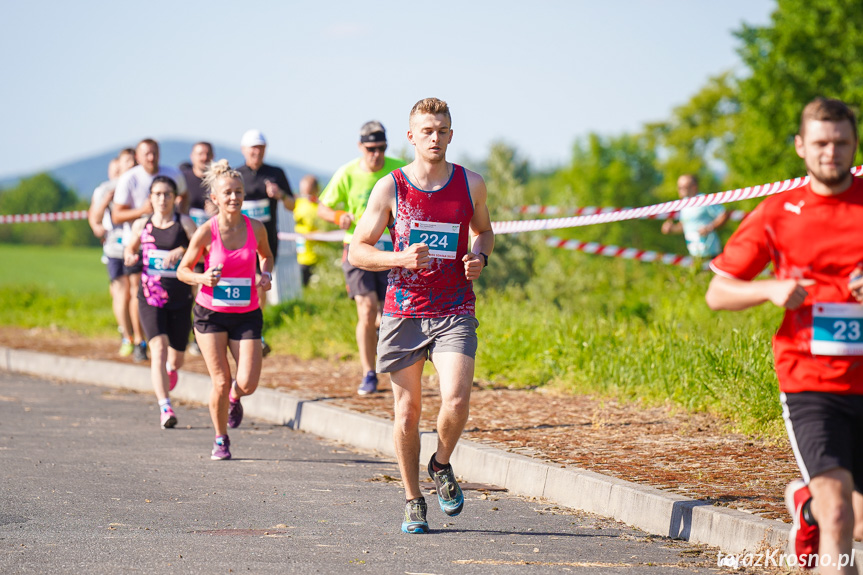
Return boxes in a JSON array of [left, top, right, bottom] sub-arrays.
[[168, 368, 178, 391], [160, 407, 177, 429], [785, 479, 819, 570]]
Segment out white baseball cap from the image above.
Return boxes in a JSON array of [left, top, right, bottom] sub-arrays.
[[241, 129, 267, 147]]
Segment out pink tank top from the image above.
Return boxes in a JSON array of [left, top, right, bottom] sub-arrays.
[[195, 215, 260, 313], [384, 164, 475, 318]]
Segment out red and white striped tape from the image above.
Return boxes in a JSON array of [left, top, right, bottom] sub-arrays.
[[546, 236, 699, 268], [0, 210, 89, 224], [515, 204, 748, 221], [493, 165, 863, 235]]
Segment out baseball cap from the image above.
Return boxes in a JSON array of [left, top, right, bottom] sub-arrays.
[[359, 121, 386, 143], [241, 129, 267, 147]]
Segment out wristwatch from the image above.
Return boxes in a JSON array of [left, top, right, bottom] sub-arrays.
[[479, 252, 489, 267]]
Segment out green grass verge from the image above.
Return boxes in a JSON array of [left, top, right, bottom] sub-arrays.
[[0, 242, 784, 437]]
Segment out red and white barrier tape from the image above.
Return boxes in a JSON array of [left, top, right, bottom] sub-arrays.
[[515, 204, 747, 221], [0, 210, 89, 224], [277, 230, 346, 242], [546, 236, 699, 268], [493, 165, 863, 235]]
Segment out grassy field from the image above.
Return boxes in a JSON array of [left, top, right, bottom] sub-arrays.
[[0, 240, 784, 437]]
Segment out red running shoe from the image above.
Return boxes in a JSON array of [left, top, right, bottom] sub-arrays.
[[785, 479, 819, 570]]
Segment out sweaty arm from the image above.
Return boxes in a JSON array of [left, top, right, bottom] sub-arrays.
[[464, 171, 494, 281], [317, 202, 353, 230], [123, 218, 146, 266], [177, 225, 218, 287], [701, 210, 730, 235], [88, 188, 113, 239], [252, 220, 274, 290], [705, 274, 813, 311], [349, 176, 426, 272]]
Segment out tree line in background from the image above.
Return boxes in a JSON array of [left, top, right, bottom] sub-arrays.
[[2, 0, 861, 256]]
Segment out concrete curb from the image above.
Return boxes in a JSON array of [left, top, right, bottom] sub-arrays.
[[4, 345, 862, 567]]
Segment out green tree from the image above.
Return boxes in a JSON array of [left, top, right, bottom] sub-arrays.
[[0, 173, 94, 246], [729, 0, 863, 185], [646, 73, 737, 199], [476, 142, 537, 289], [551, 133, 670, 250]]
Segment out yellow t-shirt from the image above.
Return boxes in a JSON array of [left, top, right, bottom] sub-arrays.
[[293, 197, 322, 266]]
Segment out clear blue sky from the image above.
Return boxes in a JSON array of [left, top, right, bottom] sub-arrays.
[[0, 1, 774, 179]]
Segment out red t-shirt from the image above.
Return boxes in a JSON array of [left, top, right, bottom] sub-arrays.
[[710, 177, 863, 394]]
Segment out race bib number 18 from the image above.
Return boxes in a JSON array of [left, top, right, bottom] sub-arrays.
[[212, 277, 252, 307], [408, 221, 459, 260], [811, 302, 863, 355]]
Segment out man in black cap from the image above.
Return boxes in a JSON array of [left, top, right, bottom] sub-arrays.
[[318, 121, 406, 395]]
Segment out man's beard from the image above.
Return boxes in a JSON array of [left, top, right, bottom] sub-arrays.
[[810, 161, 852, 187]]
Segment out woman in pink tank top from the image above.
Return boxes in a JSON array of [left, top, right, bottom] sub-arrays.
[[178, 160, 274, 461]]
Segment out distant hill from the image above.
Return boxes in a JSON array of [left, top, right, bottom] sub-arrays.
[[0, 139, 329, 199]]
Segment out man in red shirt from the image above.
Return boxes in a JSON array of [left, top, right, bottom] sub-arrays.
[[707, 97, 863, 573]]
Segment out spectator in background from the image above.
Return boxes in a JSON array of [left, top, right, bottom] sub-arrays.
[[236, 129, 294, 357], [293, 175, 323, 286], [113, 139, 188, 361], [89, 153, 136, 356], [318, 121, 406, 395], [180, 142, 217, 357], [661, 174, 730, 258], [180, 142, 217, 227]]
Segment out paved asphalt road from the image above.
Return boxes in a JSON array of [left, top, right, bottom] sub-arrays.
[[0, 371, 724, 574]]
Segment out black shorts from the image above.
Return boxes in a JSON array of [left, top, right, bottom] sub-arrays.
[[782, 391, 863, 491], [138, 300, 193, 351], [193, 304, 262, 340], [123, 261, 143, 276], [342, 244, 388, 301], [105, 257, 125, 282]]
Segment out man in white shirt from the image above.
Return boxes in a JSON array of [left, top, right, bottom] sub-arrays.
[[112, 138, 187, 361]]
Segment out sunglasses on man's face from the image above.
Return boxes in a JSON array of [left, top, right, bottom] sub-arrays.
[[364, 145, 387, 153]]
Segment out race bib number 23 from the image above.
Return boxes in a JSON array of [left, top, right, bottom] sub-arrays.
[[811, 302, 863, 355], [408, 221, 459, 260]]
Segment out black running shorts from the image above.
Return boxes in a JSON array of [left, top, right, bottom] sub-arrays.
[[138, 300, 193, 351], [782, 391, 863, 491], [193, 304, 262, 341]]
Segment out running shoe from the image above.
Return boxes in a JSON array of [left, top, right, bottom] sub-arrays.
[[167, 367, 178, 392], [785, 479, 819, 570], [428, 453, 464, 516], [261, 338, 271, 358], [401, 497, 429, 534], [211, 435, 231, 460], [228, 395, 244, 429], [160, 407, 177, 429], [357, 371, 378, 395], [187, 341, 201, 357], [118, 339, 134, 357], [133, 342, 148, 362]]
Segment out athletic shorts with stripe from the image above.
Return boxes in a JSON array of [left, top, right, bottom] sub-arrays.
[[782, 390, 863, 491]]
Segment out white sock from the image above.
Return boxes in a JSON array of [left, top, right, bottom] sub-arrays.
[[166, 361, 175, 373], [158, 398, 172, 411]]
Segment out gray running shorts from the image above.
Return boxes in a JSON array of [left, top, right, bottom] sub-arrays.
[[376, 315, 479, 373]]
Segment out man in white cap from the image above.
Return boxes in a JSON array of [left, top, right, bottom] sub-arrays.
[[236, 129, 295, 356]]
